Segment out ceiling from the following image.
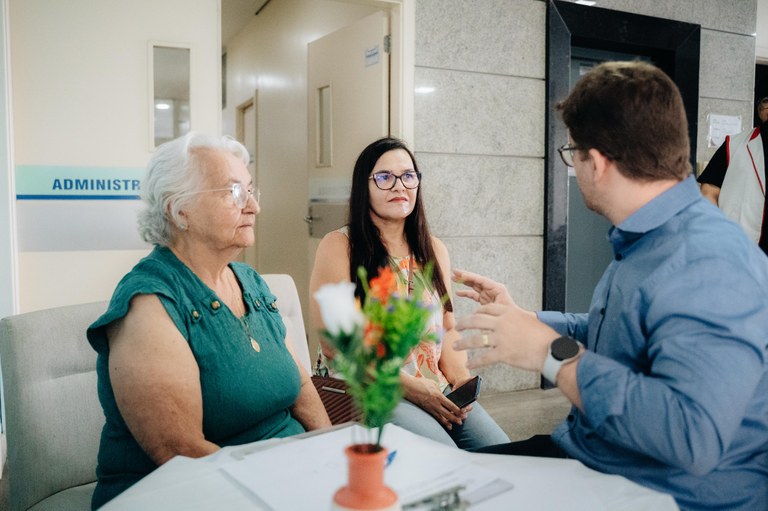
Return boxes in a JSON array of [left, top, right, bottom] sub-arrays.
[[221, 0, 271, 47]]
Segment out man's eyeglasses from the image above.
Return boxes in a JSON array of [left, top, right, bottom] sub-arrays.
[[173, 183, 259, 209], [369, 171, 421, 190], [557, 144, 585, 167]]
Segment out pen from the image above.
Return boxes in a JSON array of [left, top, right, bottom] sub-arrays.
[[385, 450, 398, 468]]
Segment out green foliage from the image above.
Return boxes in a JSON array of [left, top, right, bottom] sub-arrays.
[[321, 264, 438, 447]]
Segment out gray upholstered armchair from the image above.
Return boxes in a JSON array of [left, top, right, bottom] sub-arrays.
[[0, 300, 106, 511], [0, 273, 311, 510]]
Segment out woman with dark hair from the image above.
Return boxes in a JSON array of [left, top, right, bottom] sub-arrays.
[[310, 137, 508, 449]]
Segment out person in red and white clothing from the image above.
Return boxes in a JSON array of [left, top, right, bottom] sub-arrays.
[[698, 97, 768, 255]]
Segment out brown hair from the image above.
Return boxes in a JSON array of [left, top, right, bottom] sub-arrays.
[[556, 61, 691, 181]]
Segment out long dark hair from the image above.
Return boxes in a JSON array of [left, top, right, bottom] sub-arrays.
[[347, 137, 452, 312]]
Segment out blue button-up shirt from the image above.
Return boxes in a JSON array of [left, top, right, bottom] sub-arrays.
[[539, 176, 768, 510]]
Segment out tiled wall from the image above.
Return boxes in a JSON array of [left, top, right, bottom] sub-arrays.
[[414, 0, 757, 392]]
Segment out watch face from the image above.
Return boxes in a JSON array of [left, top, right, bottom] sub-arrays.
[[551, 336, 580, 361]]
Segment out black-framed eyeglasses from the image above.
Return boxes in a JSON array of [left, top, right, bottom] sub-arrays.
[[369, 171, 421, 190], [557, 144, 585, 167], [173, 183, 260, 209]]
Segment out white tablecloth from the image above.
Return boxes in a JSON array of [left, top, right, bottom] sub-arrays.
[[102, 424, 678, 511]]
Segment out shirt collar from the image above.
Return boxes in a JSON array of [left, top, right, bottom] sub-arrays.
[[609, 174, 700, 252]]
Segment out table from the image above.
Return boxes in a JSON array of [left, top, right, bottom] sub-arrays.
[[102, 424, 678, 511]]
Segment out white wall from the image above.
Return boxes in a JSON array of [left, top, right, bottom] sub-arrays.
[[9, 0, 221, 312]]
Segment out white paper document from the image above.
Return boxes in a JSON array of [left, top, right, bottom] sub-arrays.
[[707, 113, 742, 148], [220, 424, 514, 510]]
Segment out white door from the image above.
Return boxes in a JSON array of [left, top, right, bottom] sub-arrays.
[[307, 10, 390, 188], [305, 10, 391, 356], [236, 94, 258, 266]]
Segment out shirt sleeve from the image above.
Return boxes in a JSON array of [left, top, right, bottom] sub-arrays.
[[697, 140, 728, 186], [536, 311, 589, 343], [87, 266, 184, 354], [575, 256, 768, 476]]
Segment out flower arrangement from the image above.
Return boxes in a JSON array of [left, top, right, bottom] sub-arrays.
[[314, 265, 437, 449]]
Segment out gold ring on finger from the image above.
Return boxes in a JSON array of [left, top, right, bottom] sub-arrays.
[[482, 333, 490, 348]]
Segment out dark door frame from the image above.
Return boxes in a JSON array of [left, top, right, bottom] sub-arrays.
[[543, 0, 701, 311]]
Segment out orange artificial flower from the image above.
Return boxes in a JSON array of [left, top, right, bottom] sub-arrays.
[[369, 266, 397, 303], [364, 322, 383, 347]]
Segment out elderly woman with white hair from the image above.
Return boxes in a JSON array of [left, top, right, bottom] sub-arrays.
[[87, 132, 330, 509]]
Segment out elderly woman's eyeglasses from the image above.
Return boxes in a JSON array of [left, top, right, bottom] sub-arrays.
[[557, 144, 585, 167], [369, 171, 421, 190], [174, 183, 260, 209]]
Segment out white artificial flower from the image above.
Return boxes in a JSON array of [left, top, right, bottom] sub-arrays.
[[314, 282, 364, 336]]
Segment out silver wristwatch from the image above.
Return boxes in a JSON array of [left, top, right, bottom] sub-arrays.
[[541, 336, 582, 384]]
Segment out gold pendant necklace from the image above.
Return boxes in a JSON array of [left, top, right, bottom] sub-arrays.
[[228, 269, 259, 352], [239, 315, 260, 353]]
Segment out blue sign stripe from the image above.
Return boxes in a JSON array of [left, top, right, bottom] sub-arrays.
[[16, 165, 144, 199], [17, 194, 141, 200]]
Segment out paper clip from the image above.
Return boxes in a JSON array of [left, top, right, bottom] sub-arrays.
[[402, 484, 467, 510]]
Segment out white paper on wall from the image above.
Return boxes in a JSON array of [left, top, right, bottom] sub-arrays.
[[707, 114, 742, 148]]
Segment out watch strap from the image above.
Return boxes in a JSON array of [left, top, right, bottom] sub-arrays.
[[542, 336, 582, 384]]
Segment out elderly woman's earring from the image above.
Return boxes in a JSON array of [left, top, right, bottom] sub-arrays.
[[178, 223, 187, 231]]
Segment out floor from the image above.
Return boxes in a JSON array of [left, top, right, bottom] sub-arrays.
[[477, 387, 572, 441]]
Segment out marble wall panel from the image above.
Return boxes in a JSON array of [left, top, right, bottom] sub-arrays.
[[445, 236, 542, 313], [415, 0, 546, 79], [471, 361, 540, 394], [414, 67, 545, 156], [569, 0, 693, 26], [419, 153, 543, 237], [562, 0, 755, 34], [684, 0, 756, 35], [699, 30, 756, 101], [696, 98, 755, 168], [445, 235, 543, 392]]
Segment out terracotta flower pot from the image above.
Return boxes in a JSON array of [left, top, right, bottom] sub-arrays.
[[332, 444, 401, 511]]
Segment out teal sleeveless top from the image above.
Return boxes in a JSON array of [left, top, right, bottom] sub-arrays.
[[87, 246, 305, 509]]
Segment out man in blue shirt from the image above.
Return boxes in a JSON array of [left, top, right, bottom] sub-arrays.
[[452, 61, 768, 511]]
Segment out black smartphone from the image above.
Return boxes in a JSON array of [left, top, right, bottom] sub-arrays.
[[445, 375, 482, 408]]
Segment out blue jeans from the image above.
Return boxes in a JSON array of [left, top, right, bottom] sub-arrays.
[[389, 394, 509, 450]]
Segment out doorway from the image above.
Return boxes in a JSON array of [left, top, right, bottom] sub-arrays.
[[236, 93, 258, 266], [221, 0, 413, 360], [544, 0, 701, 312], [303, 9, 393, 356], [563, 48, 652, 313], [755, 63, 768, 125]]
